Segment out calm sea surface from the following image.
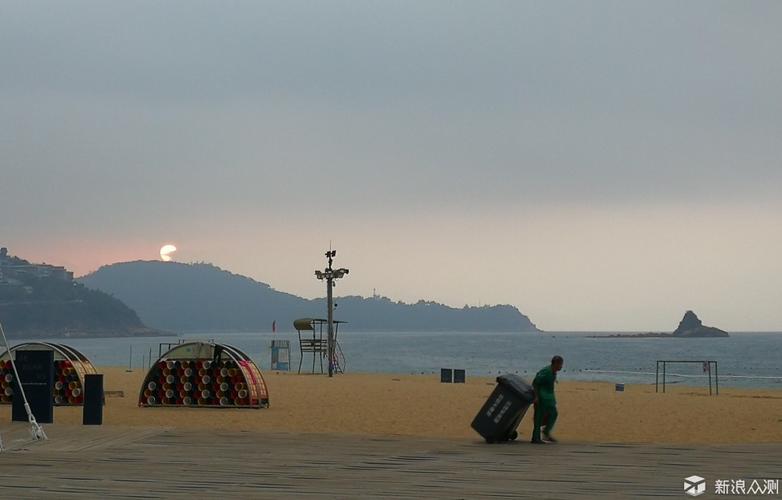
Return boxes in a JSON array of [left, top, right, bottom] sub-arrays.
[[7, 331, 782, 389]]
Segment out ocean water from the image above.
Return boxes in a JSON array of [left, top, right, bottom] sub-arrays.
[[7, 331, 782, 389]]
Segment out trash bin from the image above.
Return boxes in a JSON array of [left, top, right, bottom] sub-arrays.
[[471, 374, 535, 443]]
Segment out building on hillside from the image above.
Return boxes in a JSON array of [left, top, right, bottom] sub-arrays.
[[0, 247, 74, 284]]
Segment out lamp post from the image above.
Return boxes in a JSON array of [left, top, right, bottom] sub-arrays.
[[315, 250, 349, 377]]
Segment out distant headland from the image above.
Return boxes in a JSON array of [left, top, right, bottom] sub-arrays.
[[0, 247, 162, 339], [79, 260, 540, 334]]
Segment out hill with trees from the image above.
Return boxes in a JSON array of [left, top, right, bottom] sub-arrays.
[[0, 248, 156, 338], [79, 260, 539, 333]]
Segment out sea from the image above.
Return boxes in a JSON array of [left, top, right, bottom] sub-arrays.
[[6, 331, 782, 389]]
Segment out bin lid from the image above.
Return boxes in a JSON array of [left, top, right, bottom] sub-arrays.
[[496, 374, 535, 401]]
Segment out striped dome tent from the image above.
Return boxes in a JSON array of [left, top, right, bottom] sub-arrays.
[[139, 341, 269, 409], [0, 342, 98, 406]]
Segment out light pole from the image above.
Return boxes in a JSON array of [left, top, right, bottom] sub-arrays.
[[315, 250, 349, 377]]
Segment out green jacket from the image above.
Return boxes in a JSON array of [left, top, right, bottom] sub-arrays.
[[533, 365, 556, 405]]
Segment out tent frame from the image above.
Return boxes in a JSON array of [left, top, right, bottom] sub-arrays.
[[138, 340, 269, 408]]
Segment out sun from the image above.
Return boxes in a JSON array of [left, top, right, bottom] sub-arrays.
[[159, 244, 177, 262]]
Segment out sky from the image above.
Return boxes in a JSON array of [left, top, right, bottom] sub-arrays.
[[1, 1, 780, 331]]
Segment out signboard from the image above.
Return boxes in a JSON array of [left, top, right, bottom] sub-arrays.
[[12, 350, 54, 424], [83, 374, 104, 425]]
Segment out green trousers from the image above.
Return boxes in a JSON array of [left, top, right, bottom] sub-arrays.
[[532, 401, 558, 441]]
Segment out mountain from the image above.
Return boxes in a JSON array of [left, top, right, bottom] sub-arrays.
[[318, 296, 535, 333], [672, 310, 729, 338], [79, 260, 539, 333], [0, 247, 157, 338]]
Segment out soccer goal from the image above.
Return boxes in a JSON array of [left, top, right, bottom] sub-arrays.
[[655, 360, 719, 395]]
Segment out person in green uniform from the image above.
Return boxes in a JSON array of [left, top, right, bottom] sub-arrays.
[[531, 355, 563, 444]]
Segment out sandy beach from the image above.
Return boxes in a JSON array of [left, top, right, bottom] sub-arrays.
[[2, 367, 781, 445]]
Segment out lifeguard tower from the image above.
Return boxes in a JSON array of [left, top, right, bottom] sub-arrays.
[[294, 318, 347, 374]]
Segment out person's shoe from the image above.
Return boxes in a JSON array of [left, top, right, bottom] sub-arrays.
[[530, 438, 546, 444], [543, 433, 558, 443]]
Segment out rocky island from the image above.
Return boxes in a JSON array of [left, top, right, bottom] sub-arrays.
[[671, 310, 729, 338], [593, 310, 729, 338]]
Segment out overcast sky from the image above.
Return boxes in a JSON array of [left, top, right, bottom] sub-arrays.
[[1, 1, 780, 330]]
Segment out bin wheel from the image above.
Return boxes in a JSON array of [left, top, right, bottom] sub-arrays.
[[509, 431, 518, 441]]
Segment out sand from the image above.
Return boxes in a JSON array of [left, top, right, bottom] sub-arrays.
[[2, 367, 781, 444]]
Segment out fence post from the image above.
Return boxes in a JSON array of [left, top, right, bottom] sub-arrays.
[[714, 362, 719, 395], [662, 362, 666, 393]]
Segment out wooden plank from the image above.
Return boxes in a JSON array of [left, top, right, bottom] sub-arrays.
[[1, 425, 781, 498]]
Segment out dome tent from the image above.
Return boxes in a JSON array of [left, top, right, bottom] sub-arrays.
[[139, 341, 269, 408], [0, 342, 98, 406]]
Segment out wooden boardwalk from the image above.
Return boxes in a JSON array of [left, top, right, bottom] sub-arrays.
[[1, 423, 780, 498]]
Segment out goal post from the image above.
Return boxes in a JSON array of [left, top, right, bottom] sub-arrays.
[[655, 360, 719, 395]]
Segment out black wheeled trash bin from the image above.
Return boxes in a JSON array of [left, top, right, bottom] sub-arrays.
[[471, 374, 535, 443]]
